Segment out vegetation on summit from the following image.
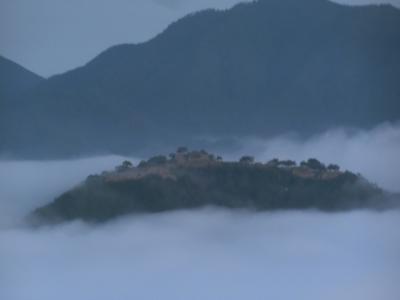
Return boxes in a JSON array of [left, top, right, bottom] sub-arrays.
[[31, 148, 396, 224]]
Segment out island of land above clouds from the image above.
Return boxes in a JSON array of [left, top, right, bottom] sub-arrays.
[[30, 148, 400, 225]]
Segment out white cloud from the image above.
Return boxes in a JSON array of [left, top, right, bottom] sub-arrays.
[[0, 123, 399, 300], [1, 209, 399, 300], [227, 122, 400, 192], [0, 122, 399, 230], [0, 155, 136, 228]]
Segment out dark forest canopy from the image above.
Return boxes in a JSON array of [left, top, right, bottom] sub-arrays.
[[30, 149, 399, 225], [2, 0, 400, 158]]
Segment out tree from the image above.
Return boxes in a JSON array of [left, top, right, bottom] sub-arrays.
[[116, 160, 133, 172], [147, 155, 168, 165], [266, 158, 279, 166], [327, 164, 340, 171], [177, 146, 188, 154], [240, 156, 255, 164], [279, 160, 296, 167], [123, 160, 133, 167], [301, 158, 325, 170], [138, 160, 148, 168]]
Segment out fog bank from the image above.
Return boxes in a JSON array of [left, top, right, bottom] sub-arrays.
[[1, 210, 399, 300], [1, 123, 399, 228], [229, 122, 400, 192], [0, 124, 399, 299], [0, 156, 136, 228]]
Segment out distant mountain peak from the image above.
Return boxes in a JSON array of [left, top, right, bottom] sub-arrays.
[[0, 55, 44, 99], [2, 0, 400, 158]]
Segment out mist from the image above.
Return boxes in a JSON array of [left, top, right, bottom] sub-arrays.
[[1, 124, 399, 300], [228, 122, 400, 192], [0, 156, 136, 228], [1, 210, 399, 300]]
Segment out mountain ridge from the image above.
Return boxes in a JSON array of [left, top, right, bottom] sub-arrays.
[[0, 55, 44, 100], [2, 0, 400, 158]]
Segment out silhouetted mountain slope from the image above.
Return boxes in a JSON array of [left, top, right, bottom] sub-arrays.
[[3, 0, 400, 157], [0, 56, 44, 152], [0, 55, 43, 99]]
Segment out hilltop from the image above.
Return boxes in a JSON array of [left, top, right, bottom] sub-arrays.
[[0, 55, 43, 100], [31, 148, 397, 224]]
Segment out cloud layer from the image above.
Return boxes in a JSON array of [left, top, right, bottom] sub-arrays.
[[0, 122, 399, 229], [228, 122, 400, 192], [1, 210, 399, 300], [0, 123, 399, 300], [0, 156, 135, 228]]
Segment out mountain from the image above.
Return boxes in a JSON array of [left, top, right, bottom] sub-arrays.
[[0, 55, 43, 100], [3, 0, 400, 158], [0, 56, 44, 153], [30, 149, 397, 224]]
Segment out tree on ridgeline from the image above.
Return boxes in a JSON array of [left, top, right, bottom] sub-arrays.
[[240, 156, 255, 164]]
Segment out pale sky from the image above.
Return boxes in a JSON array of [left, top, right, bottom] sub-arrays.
[[1, 0, 399, 77]]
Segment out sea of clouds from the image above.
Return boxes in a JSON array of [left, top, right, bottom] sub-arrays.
[[1, 210, 400, 300], [1, 123, 399, 300]]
